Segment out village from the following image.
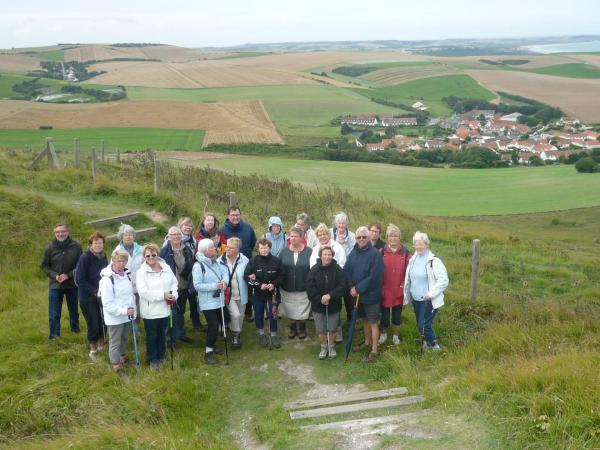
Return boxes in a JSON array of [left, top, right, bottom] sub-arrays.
[[341, 109, 600, 165]]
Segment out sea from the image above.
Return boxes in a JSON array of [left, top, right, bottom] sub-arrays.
[[522, 40, 600, 54]]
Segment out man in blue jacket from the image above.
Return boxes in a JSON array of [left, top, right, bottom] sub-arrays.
[[219, 207, 257, 320], [343, 226, 384, 362]]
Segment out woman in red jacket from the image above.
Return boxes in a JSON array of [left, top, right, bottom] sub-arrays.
[[379, 224, 410, 345]]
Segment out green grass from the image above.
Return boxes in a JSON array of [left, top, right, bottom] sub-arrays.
[[20, 50, 64, 61], [182, 156, 600, 216], [0, 73, 65, 98], [0, 128, 205, 151], [127, 84, 397, 141], [523, 63, 600, 79], [1, 150, 600, 448], [353, 74, 496, 116]]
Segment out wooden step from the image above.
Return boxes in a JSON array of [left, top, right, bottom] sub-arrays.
[[301, 410, 431, 432], [289, 395, 424, 420], [284, 387, 408, 411], [85, 211, 140, 226], [106, 227, 158, 240]]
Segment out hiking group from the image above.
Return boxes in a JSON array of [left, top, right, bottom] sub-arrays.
[[41, 208, 449, 375]]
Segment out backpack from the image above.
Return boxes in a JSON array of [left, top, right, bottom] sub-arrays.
[[99, 271, 131, 299], [188, 262, 205, 297]]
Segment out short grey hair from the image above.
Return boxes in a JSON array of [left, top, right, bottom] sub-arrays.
[[288, 226, 303, 237], [333, 212, 349, 228], [355, 226, 369, 237], [168, 226, 182, 238], [412, 231, 430, 246], [296, 212, 310, 226], [117, 223, 135, 241], [111, 249, 129, 262], [197, 238, 215, 255]]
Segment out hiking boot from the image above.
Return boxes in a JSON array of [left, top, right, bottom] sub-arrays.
[[319, 344, 328, 359], [378, 333, 388, 345], [392, 335, 401, 345], [335, 326, 343, 343], [288, 322, 298, 339], [259, 334, 268, 347], [204, 351, 217, 365], [328, 345, 337, 358], [178, 336, 193, 344], [271, 335, 281, 348], [232, 333, 241, 350], [298, 321, 307, 340]]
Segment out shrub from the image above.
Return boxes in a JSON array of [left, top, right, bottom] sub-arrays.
[[575, 157, 599, 173]]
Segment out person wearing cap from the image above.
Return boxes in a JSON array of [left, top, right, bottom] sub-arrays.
[[263, 216, 286, 258]]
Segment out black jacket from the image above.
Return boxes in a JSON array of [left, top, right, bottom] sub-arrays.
[[244, 254, 283, 302], [160, 242, 194, 282], [279, 246, 312, 292], [76, 249, 108, 300], [306, 259, 347, 314], [41, 237, 82, 289]]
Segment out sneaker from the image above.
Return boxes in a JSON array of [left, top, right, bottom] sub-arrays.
[[204, 351, 217, 365], [88, 350, 98, 361], [271, 335, 281, 349], [178, 336, 193, 344], [328, 345, 337, 358], [232, 333, 241, 350], [431, 342, 441, 352], [48, 335, 59, 341], [335, 327, 343, 343], [150, 361, 159, 371], [423, 340, 429, 350], [392, 335, 401, 345], [378, 333, 388, 345], [259, 334, 268, 347], [319, 344, 328, 360]]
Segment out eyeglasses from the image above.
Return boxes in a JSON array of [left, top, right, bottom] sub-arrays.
[[145, 254, 158, 258], [356, 236, 368, 240]]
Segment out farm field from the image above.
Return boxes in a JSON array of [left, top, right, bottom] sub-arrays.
[[352, 74, 496, 116], [0, 128, 205, 152], [0, 54, 42, 73], [359, 62, 462, 85], [128, 84, 397, 140], [179, 155, 600, 216], [467, 69, 600, 122], [522, 62, 600, 78], [0, 99, 281, 146]]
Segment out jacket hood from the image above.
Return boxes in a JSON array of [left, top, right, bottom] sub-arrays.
[[224, 218, 242, 231], [196, 252, 215, 265], [354, 242, 373, 253], [141, 258, 169, 272], [268, 216, 283, 231], [316, 258, 338, 270], [100, 264, 131, 278]]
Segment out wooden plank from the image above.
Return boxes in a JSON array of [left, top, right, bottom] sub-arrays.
[[285, 387, 408, 411], [301, 410, 431, 432], [106, 227, 157, 240], [85, 212, 140, 226], [289, 395, 424, 420]]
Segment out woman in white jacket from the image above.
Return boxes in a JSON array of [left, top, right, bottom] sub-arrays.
[[403, 231, 449, 352], [136, 243, 178, 370], [99, 250, 136, 376]]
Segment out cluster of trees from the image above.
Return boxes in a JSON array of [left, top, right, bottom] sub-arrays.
[[11, 78, 49, 100], [332, 65, 377, 77], [443, 93, 564, 126], [574, 150, 600, 173], [479, 59, 530, 66], [27, 61, 105, 81], [60, 85, 126, 101]]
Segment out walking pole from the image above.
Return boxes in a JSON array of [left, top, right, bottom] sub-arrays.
[[129, 314, 140, 367], [220, 305, 229, 364], [325, 304, 330, 351]]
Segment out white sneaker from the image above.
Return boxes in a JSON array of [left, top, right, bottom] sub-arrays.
[[319, 345, 328, 359], [378, 333, 388, 345], [335, 327, 343, 343], [328, 345, 337, 358], [89, 350, 98, 361], [392, 335, 400, 345], [431, 342, 441, 352]]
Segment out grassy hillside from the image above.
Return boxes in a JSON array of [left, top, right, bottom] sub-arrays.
[[1, 149, 599, 449], [0, 128, 205, 152], [176, 155, 600, 216], [353, 74, 497, 116], [127, 84, 397, 142], [523, 63, 600, 79]]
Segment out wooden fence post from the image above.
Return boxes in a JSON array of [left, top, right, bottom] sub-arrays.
[[471, 239, 480, 301], [74, 138, 80, 168], [228, 192, 237, 208], [91, 147, 97, 182], [154, 158, 160, 194], [101, 139, 105, 163]]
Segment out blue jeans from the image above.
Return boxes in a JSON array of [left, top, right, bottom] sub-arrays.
[[252, 298, 278, 332], [48, 288, 79, 337], [412, 300, 438, 345], [144, 317, 168, 363]]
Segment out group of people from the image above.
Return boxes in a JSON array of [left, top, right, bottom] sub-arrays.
[[41, 208, 449, 373]]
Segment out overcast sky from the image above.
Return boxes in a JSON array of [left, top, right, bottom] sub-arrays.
[[1, 0, 598, 49]]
